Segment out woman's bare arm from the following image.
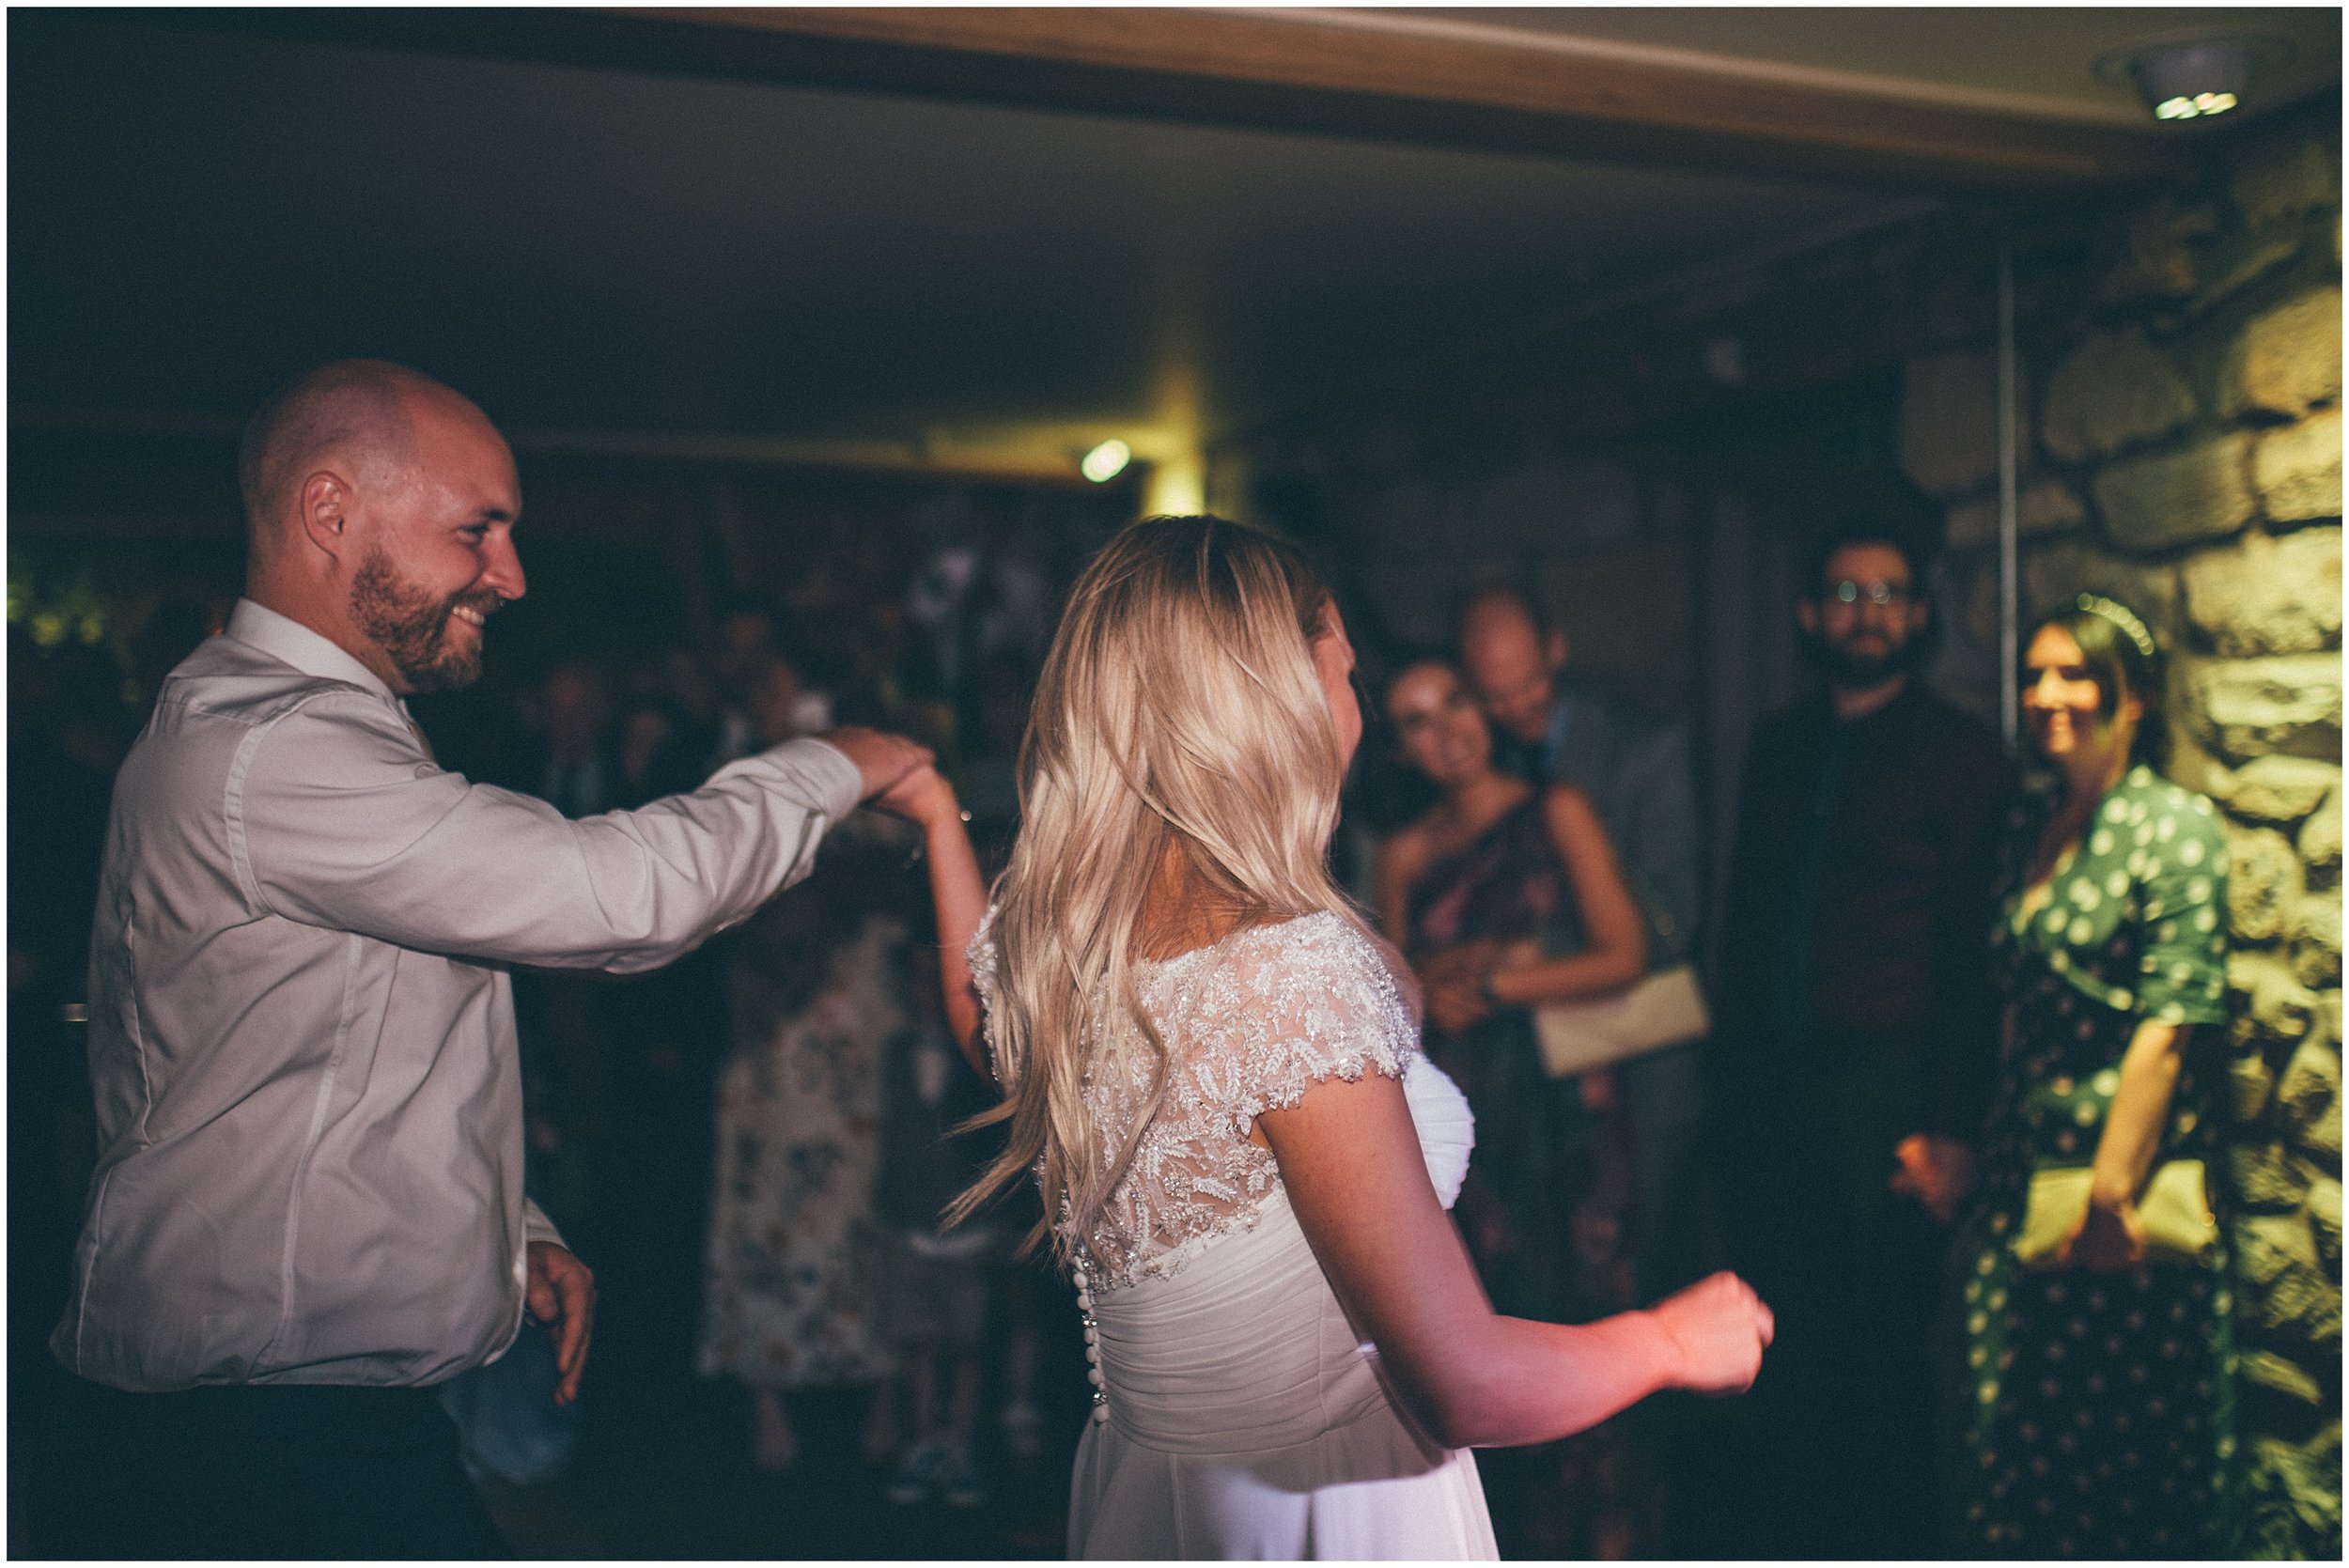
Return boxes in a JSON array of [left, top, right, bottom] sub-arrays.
[[874, 765, 991, 1080], [1482, 785, 1648, 1008], [1257, 1070, 1769, 1450], [2067, 1018, 2191, 1269]]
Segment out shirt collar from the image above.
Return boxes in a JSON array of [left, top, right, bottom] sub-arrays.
[[225, 598, 399, 706]]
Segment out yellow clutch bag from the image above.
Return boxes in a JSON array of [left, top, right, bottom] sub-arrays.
[[2015, 1160, 2217, 1270]]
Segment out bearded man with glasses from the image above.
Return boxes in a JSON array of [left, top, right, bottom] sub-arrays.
[[1703, 513, 2013, 1558]]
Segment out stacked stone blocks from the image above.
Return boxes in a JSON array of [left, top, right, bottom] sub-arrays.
[[1905, 127, 2341, 1560]]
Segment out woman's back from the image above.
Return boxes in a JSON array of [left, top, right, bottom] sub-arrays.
[[973, 909, 1496, 1559]]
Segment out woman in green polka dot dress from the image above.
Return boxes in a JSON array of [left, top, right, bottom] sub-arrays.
[[1952, 597, 2238, 1558]]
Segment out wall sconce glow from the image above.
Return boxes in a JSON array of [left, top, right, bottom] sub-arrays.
[[1081, 440, 1132, 484]]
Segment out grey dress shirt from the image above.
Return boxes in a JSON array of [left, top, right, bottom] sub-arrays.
[[54, 599, 863, 1392]]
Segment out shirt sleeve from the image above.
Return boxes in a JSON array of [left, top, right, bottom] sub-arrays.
[[2134, 793, 2231, 1028], [234, 691, 864, 975], [521, 1196, 565, 1251], [1613, 719, 1704, 966]]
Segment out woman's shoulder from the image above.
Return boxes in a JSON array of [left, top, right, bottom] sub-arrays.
[[2121, 764, 2219, 814], [1154, 911, 1416, 1048], [1159, 908, 1390, 985], [2104, 766, 2224, 841]]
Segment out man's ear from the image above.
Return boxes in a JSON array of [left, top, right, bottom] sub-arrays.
[[298, 470, 352, 565], [1797, 599, 1820, 639], [1545, 628, 1569, 673]]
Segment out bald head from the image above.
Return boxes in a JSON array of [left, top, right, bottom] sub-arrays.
[[1457, 586, 1567, 748], [238, 360, 480, 544], [236, 359, 524, 695]]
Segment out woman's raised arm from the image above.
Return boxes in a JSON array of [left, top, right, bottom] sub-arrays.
[[1257, 1069, 1769, 1451], [873, 764, 991, 1080]]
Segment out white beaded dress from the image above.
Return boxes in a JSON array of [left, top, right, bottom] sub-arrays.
[[971, 909, 1496, 1560]]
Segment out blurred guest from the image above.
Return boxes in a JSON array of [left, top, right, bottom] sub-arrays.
[[699, 649, 909, 1474], [8, 629, 114, 1341], [488, 660, 629, 1235], [708, 598, 789, 768], [864, 958, 1001, 1510], [905, 523, 1047, 704], [529, 659, 619, 817], [1374, 656, 1650, 1557], [614, 693, 704, 807], [643, 644, 723, 776], [1706, 521, 2010, 1557], [1952, 597, 2237, 1557], [1457, 589, 1705, 1303]]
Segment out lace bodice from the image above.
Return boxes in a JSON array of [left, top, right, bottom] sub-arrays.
[[968, 908, 1417, 1290]]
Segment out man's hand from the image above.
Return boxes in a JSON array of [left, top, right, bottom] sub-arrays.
[[1890, 1133, 1978, 1224], [818, 726, 934, 805], [525, 1240, 597, 1405]]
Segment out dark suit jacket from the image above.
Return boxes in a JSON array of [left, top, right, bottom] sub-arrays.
[[1712, 683, 2014, 1147]]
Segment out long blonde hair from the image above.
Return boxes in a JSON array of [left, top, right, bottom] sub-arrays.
[[950, 516, 1355, 1259]]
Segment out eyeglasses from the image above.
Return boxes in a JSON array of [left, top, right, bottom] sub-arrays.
[[1821, 579, 1914, 608]]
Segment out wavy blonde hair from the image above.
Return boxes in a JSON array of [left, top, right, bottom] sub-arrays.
[[950, 515, 1357, 1259]]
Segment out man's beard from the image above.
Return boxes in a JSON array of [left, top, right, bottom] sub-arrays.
[[1808, 629, 1925, 690], [350, 546, 494, 692]]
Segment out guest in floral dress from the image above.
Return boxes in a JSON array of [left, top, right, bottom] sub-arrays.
[[699, 653, 917, 1471], [1952, 597, 2239, 1557]]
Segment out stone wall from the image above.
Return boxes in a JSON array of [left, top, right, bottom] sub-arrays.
[[1914, 123, 2341, 1559], [1215, 104, 2341, 1557]]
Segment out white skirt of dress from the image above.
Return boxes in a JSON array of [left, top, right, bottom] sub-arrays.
[[1067, 1056, 1494, 1560]]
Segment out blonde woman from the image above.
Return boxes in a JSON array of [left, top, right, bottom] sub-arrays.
[[888, 516, 1772, 1560]]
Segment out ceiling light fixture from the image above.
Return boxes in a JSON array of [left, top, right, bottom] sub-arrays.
[[2097, 33, 2295, 124], [1081, 439, 1131, 483]]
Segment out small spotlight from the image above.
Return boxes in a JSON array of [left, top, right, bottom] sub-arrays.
[[2101, 34, 2290, 124], [1081, 440, 1131, 484]]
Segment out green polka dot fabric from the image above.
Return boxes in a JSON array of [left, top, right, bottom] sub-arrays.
[[1953, 765, 2240, 1557]]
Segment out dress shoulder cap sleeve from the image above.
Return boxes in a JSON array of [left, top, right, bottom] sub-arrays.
[[965, 905, 1015, 1082], [1175, 910, 1416, 1126]]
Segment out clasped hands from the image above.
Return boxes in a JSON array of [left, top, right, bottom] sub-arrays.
[[822, 725, 965, 829], [1417, 939, 1542, 1037]]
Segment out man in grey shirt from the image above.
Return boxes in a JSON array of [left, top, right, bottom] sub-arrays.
[[52, 360, 929, 1555]]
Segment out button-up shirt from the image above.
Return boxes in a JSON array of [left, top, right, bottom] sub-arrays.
[[54, 599, 863, 1392]]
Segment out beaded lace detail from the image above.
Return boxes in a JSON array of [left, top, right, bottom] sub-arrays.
[[967, 908, 1416, 1291]]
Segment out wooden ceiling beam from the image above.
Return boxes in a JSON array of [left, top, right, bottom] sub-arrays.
[[155, 6, 2184, 194]]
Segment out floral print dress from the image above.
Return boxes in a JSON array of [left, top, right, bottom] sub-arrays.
[[1953, 765, 2239, 1557], [699, 890, 907, 1391]]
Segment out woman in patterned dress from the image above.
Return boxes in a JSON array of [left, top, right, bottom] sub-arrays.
[[1952, 596, 2239, 1557]]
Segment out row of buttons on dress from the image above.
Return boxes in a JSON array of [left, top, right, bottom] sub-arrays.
[[1074, 1265, 1108, 1422]]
